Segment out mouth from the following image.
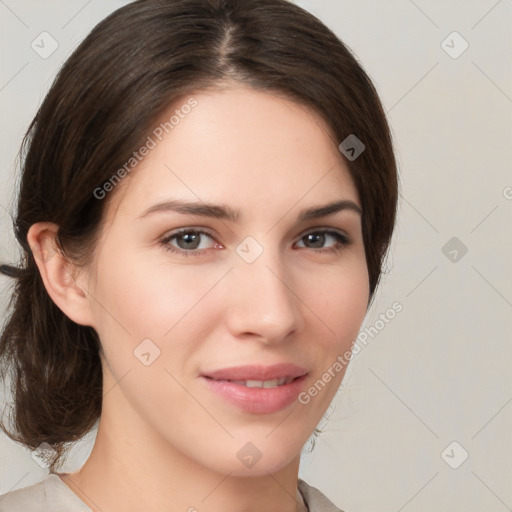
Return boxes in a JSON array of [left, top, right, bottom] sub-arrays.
[[201, 362, 308, 382], [200, 364, 309, 414], [203, 375, 299, 388]]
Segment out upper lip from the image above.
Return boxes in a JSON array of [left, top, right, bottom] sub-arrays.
[[201, 363, 308, 381]]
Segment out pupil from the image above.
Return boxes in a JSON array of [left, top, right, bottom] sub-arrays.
[[181, 233, 199, 249], [308, 233, 323, 248]]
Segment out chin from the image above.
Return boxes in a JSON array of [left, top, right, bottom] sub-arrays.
[[220, 453, 299, 478], [206, 433, 305, 477]]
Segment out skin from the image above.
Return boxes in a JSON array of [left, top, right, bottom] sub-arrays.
[[28, 82, 370, 512]]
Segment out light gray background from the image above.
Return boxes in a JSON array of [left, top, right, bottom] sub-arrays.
[[1, 1, 511, 511]]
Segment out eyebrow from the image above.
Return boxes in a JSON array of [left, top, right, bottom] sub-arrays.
[[138, 198, 362, 222]]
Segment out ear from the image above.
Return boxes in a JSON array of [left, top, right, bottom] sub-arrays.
[[27, 222, 95, 327]]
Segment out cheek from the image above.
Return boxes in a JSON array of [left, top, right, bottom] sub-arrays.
[[90, 258, 217, 419], [300, 257, 369, 401], [88, 253, 229, 388], [306, 257, 369, 342], [297, 269, 368, 417], [90, 249, 221, 336]]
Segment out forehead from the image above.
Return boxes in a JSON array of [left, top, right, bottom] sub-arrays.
[[104, 84, 358, 224]]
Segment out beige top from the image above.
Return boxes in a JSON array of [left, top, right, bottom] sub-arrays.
[[0, 474, 344, 512]]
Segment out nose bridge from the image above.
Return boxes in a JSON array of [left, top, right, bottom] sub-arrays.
[[226, 236, 301, 341]]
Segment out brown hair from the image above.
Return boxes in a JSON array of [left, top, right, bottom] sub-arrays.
[[0, 0, 398, 472]]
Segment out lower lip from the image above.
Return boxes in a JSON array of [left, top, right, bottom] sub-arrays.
[[201, 375, 308, 414]]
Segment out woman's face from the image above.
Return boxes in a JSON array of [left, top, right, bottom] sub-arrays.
[[81, 83, 369, 476]]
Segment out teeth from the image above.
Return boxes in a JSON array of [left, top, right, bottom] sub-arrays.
[[228, 377, 291, 388]]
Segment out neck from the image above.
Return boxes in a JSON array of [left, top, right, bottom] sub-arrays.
[[60, 375, 307, 512]]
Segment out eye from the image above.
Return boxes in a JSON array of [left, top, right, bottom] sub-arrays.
[[160, 229, 218, 256], [159, 228, 350, 257], [295, 229, 350, 254]]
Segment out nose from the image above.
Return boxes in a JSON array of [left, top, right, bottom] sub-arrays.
[[224, 245, 303, 344]]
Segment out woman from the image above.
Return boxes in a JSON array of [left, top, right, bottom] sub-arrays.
[[0, 0, 398, 510]]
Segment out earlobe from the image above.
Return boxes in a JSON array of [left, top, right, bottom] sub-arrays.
[[27, 222, 95, 327]]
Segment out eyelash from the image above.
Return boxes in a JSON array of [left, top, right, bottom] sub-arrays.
[[159, 228, 350, 258]]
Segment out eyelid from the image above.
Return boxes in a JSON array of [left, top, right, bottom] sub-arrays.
[[159, 225, 351, 256], [161, 226, 218, 244], [160, 225, 350, 243]]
